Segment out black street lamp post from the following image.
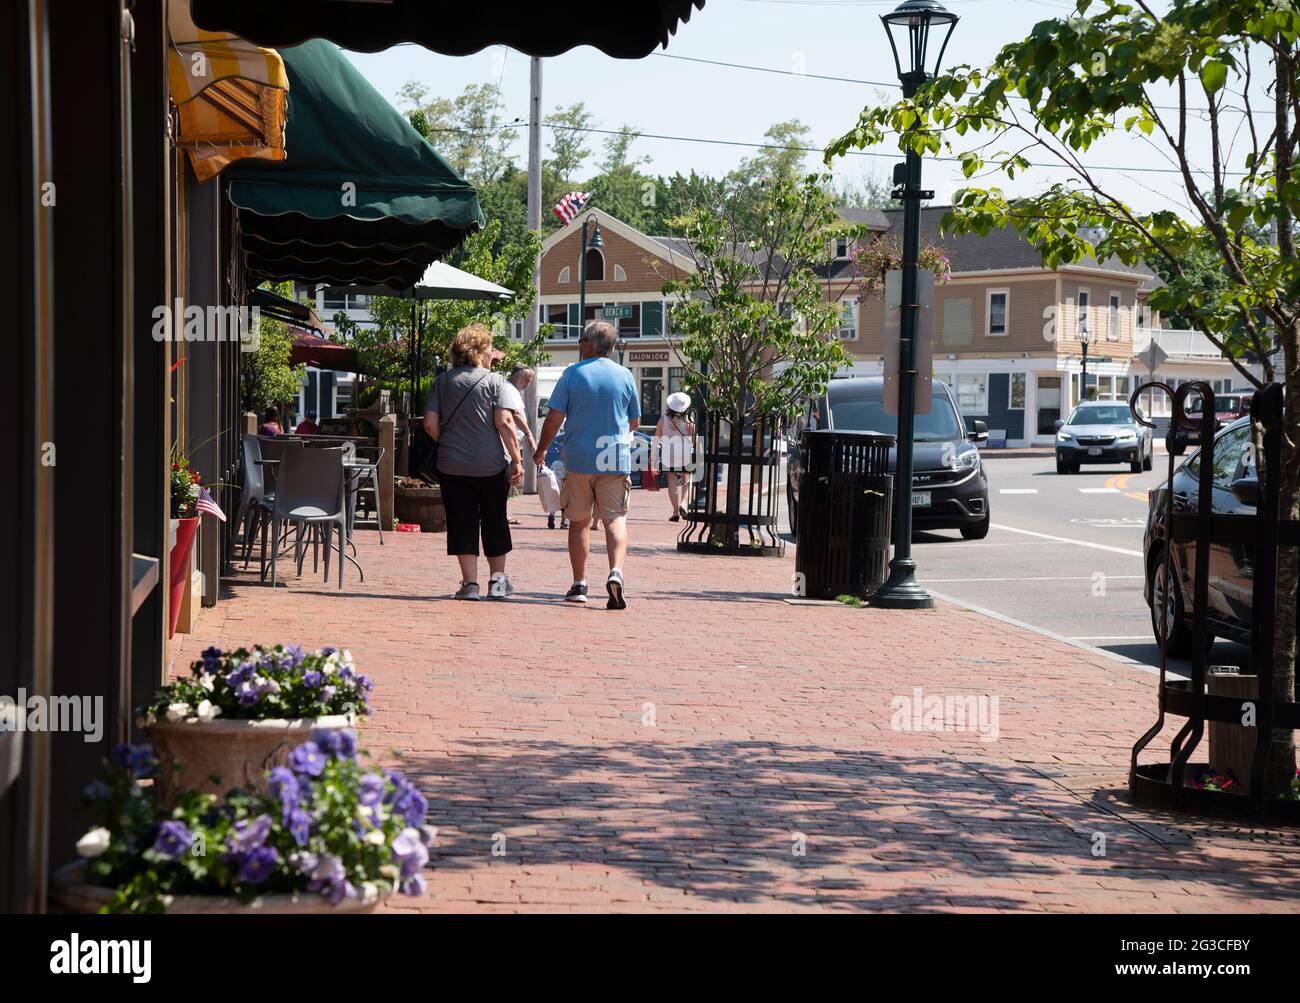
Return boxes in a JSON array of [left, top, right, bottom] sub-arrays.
[[871, 0, 958, 610], [577, 215, 603, 338]]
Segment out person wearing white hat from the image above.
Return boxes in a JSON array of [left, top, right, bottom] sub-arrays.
[[655, 391, 696, 521]]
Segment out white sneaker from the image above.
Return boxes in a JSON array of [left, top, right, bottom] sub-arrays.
[[487, 573, 514, 599]]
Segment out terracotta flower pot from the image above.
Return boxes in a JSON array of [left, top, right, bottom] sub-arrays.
[[394, 483, 446, 532], [168, 517, 199, 639], [144, 714, 352, 806], [50, 862, 387, 914]]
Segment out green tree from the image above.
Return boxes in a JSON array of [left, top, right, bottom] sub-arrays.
[[732, 119, 813, 187], [827, 0, 1300, 795], [241, 282, 306, 414], [399, 80, 518, 182], [661, 174, 867, 547], [547, 102, 595, 185], [586, 125, 657, 231], [330, 220, 547, 409]]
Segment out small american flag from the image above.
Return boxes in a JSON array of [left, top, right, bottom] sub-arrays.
[[196, 485, 226, 522], [552, 191, 591, 225]]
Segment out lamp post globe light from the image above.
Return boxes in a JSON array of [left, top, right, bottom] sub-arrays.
[[1079, 319, 1092, 402], [870, 0, 958, 611], [578, 216, 603, 338]]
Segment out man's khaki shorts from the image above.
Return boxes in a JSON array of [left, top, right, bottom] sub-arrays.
[[560, 472, 630, 523]]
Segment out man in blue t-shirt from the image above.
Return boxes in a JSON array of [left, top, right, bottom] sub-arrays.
[[534, 321, 640, 609]]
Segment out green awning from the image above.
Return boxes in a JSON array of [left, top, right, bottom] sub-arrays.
[[227, 39, 484, 288]]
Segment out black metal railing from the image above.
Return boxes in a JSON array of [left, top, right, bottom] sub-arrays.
[[1129, 380, 1300, 820], [677, 411, 785, 556]]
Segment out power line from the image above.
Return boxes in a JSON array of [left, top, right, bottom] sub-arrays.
[[649, 52, 1257, 118], [426, 118, 1250, 176]]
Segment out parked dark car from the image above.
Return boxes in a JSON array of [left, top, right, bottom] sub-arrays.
[[786, 376, 990, 539], [1143, 416, 1257, 655], [1054, 401, 1154, 474]]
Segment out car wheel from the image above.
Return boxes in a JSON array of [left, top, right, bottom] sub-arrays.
[[960, 514, 990, 540], [1130, 456, 1143, 473], [1056, 459, 1070, 474], [1150, 552, 1194, 657], [787, 483, 798, 536]]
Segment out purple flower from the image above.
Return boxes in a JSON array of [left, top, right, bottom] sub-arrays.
[[321, 646, 337, 656], [315, 728, 357, 761], [288, 808, 311, 847], [394, 786, 428, 828], [400, 873, 428, 897], [302, 670, 323, 689], [320, 686, 336, 703], [111, 743, 155, 778], [237, 846, 277, 884], [235, 681, 259, 707], [307, 854, 355, 905], [225, 660, 256, 686], [227, 814, 273, 853], [358, 772, 386, 807], [152, 820, 194, 860], [288, 741, 326, 778], [83, 780, 112, 801], [391, 827, 429, 877], [199, 646, 224, 672], [284, 644, 305, 666]]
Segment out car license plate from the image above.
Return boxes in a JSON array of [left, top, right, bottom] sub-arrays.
[[912, 491, 931, 508], [1087, 447, 1102, 456]]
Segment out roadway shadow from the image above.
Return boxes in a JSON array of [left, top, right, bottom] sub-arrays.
[[392, 738, 1300, 911]]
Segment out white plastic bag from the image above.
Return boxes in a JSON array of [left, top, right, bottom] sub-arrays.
[[537, 464, 562, 514]]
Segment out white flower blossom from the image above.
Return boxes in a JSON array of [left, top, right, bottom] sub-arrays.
[[76, 827, 111, 858], [364, 829, 386, 846], [199, 673, 216, 692], [165, 702, 191, 722], [195, 700, 221, 722]]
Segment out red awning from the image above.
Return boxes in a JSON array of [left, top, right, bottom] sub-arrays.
[[290, 333, 358, 372]]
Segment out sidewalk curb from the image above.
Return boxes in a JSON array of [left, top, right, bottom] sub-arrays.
[[928, 588, 1161, 678]]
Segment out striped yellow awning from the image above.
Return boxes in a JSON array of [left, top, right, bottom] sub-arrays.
[[168, 0, 289, 182]]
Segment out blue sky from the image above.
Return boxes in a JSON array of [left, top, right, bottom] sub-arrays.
[[343, 0, 1258, 219]]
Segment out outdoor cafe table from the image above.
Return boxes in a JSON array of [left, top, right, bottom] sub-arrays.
[[256, 456, 376, 581]]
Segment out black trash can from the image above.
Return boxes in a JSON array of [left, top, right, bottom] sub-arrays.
[[794, 429, 895, 599]]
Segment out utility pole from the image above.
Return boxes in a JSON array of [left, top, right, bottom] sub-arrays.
[[522, 56, 542, 493]]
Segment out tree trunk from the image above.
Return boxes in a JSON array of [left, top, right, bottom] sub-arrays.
[[724, 412, 743, 549]]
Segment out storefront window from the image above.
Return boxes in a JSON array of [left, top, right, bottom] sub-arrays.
[[1009, 372, 1026, 409], [955, 373, 988, 415]]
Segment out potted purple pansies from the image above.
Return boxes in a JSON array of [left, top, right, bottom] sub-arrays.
[[139, 644, 371, 805], [53, 736, 435, 913]]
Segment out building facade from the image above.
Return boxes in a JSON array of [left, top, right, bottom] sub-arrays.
[[523, 208, 696, 426]]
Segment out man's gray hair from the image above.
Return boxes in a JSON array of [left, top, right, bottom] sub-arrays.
[[582, 320, 618, 357], [509, 365, 535, 386]]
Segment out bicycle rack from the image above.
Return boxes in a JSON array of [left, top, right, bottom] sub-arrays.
[[1128, 380, 1300, 821]]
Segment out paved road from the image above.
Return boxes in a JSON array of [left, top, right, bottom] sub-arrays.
[[908, 454, 1251, 678]]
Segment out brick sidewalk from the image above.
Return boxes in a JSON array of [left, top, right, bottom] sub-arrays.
[[172, 494, 1300, 912]]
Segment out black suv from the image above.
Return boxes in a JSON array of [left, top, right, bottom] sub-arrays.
[[787, 376, 991, 539], [1144, 416, 1257, 655]]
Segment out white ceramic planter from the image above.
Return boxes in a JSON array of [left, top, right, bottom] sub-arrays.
[[145, 714, 352, 806], [51, 862, 386, 914]]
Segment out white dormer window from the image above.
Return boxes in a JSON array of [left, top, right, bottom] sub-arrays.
[[557, 265, 571, 284], [613, 264, 627, 282]]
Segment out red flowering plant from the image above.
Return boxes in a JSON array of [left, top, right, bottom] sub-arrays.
[[849, 233, 953, 300], [170, 450, 204, 520]]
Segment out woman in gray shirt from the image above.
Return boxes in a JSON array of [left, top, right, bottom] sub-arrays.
[[424, 325, 524, 600]]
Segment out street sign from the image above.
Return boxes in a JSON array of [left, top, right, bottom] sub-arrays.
[[883, 268, 934, 416], [602, 305, 633, 320], [1084, 372, 1098, 387]]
